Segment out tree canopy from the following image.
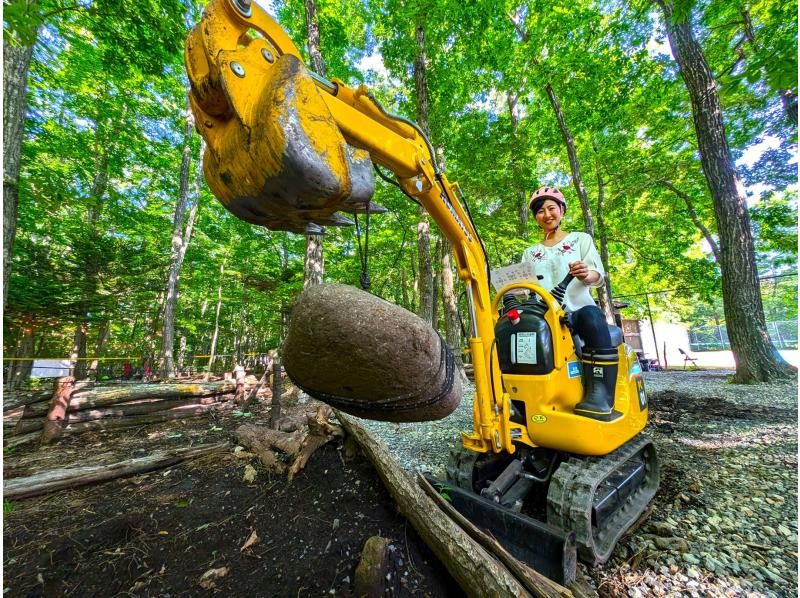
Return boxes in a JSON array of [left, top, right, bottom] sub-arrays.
[[4, 0, 796, 377]]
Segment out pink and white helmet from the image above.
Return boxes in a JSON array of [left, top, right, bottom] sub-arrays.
[[529, 187, 567, 214]]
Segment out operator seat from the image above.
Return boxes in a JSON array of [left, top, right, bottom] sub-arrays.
[[572, 325, 624, 358]]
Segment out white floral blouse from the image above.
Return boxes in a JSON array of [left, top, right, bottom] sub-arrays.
[[521, 231, 605, 313]]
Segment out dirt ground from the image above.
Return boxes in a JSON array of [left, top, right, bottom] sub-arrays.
[[4, 370, 796, 597], [3, 395, 464, 598]]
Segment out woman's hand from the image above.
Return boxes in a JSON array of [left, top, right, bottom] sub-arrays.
[[568, 261, 599, 283]]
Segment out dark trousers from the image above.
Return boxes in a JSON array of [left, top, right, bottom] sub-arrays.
[[570, 305, 612, 349]]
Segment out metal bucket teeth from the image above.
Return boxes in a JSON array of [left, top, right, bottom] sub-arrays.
[[342, 201, 388, 214], [304, 222, 326, 235], [317, 213, 355, 227], [201, 53, 376, 233]]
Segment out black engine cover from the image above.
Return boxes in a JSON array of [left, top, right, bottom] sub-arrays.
[[495, 310, 555, 375]]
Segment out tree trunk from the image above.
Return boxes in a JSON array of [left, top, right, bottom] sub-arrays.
[[87, 320, 109, 379], [205, 263, 225, 379], [160, 99, 203, 378], [3, 24, 38, 309], [4, 443, 228, 499], [41, 376, 75, 445], [71, 322, 88, 380], [544, 84, 614, 322], [302, 0, 326, 287], [7, 325, 35, 390], [414, 22, 435, 325], [507, 91, 529, 240], [269, 355, 283, 429], [659, 0, 794, 382], [68, 381, 235, 411], [441, 239, 463, 371], [594, 162, 615, 323]]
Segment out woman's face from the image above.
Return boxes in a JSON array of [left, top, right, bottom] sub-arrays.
[[534, 199, 564, 232]]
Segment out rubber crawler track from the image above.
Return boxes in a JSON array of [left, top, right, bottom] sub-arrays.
[[546, 435, 660, 565]]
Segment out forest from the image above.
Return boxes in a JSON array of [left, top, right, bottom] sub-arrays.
[[3, 0, 797, 384]]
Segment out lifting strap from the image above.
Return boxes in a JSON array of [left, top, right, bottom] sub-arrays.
[[354, 205, 372, 291]]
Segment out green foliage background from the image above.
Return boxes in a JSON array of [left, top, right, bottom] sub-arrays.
[[3, 0, 797, 370]]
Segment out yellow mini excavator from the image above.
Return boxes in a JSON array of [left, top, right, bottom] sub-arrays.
[[185, 0, 659, 583]]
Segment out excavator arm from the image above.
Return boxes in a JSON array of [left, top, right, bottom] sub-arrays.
[[185, 0, 511, 454]]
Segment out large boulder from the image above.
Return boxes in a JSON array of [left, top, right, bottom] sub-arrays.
[[282, 284, 461, 422]]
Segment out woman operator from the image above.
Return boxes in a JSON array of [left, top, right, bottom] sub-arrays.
[[522, 187, 618, 421]]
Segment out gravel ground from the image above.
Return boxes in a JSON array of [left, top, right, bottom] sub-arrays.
[[356, 369, 798, 597]]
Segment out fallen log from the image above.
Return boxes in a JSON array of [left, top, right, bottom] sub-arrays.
[[64, 397, 219, 423], [3, 381, 92, 412], [14, 419, 44, 435], [11, 396, 225, 425], [235, 404, 344, 481], [4, 431, 40, 449], [4, 442, 229, 499], [68, 381, 235, 411], [62, 404, 223, 435], [337, 411, 547, 598]]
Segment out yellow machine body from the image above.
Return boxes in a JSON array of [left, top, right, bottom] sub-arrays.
[[486, 282, 649, 457]]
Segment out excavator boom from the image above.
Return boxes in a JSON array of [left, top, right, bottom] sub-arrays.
[[185, 0, 508, 455]]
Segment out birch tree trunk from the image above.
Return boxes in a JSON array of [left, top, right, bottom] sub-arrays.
[[3, 19, 38, 309], [414, 22, 435, 325], [205, 263, 225, 380], [302, 0, 325, 288], [160, 95, 203, 379], [659, 0, 794, 382]]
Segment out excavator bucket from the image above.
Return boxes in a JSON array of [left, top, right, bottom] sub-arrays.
[[194, 50, 379, 233]]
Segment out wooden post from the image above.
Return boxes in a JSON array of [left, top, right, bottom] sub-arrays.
[[269, 356, 282, 429], [233, 363, 246, 403], [41, 376, 75, 445]]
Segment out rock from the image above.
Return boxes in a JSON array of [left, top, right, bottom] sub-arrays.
[[648, 522, 675, 537], [686, 566, 700, 579], [283, 284, 461, 422], [683, 553, 700, 565], [704, 556, 717, 571], [654, 536, 689, 552]]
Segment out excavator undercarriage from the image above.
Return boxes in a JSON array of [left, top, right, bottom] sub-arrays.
[[444, 434, 659, 579]]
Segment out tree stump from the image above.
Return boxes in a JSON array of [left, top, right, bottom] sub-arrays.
[[354, 536, 390, 598], [41, 376, 75, 445]]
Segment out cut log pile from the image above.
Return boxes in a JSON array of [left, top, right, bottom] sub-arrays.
[[3, 378, 264, 448]]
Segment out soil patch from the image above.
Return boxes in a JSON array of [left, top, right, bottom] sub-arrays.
[[3, 399, 464, 597], [648, 389, 795, 427]]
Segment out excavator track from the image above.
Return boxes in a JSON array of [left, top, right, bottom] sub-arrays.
[[547, 435, 660, 565]]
